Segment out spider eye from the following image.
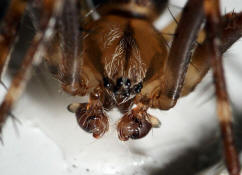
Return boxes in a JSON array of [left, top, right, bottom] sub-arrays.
[[125, 79, 131, 87], [134, 82, 143, 93], [103, 77, 111, 88], [123, 90, 130, 97], [116, 77, 123, 87]]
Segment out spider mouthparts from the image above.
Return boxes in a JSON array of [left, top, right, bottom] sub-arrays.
[[74, 103, 109, 138], [117, 110, 152, 141]]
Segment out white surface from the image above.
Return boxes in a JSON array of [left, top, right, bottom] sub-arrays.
[[0, 1, 242, 175]]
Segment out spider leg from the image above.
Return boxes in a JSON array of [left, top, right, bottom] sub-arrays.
[[157, 1, 242, 173], [0, 0, 27, 80], [151, 0, 205, 109], [0, 0, 65, 136], [182, 12, 242, 96], [58, 0, 83, 95], [45, 0, 96, 96], [204, 1, 240, 174]]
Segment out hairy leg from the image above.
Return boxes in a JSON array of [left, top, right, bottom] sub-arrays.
[[149, 0, 205, 110], [165, 2, 242, 175], [57, 0, 83, 95], [0, 0, 65, 135], [204, 0, 240, 174], [45, 0, 102, 96], [0, 0, 27, 80], [45, 1, 109, 138], [182, 12, 242, 96], [157, 2, 241, 173]]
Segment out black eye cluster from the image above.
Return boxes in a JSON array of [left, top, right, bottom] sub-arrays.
[[133, 82, 143, 93], [103, 77, 143, 97], [116, 77, 130, 90]]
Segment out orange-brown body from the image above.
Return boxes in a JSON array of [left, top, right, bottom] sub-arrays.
[[43, 0, 242, 141]]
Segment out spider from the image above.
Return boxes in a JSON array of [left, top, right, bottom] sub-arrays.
[[0, 0, 242, 174]]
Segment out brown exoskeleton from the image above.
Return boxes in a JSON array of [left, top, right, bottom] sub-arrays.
[[0, 0, 242, 174]]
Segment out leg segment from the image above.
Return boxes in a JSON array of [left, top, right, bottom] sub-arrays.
[[204, 1, 240, 174], [0, 0, 27, 80], [0, 0, 65, 134], [182, 12, 242, 96], [152, 0, 205, 110], [45, 0, 98, 96], [57, 0, 83, 95], [158, 2, 242, 173]]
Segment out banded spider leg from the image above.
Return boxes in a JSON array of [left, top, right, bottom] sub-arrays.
[[204, 0, 240, 174], [157, 0, 242, 174], [0, 0, 65, 139]]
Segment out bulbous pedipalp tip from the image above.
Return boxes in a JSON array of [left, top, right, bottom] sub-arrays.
[[74, 103, 109, 138], [117, 110, 152, 141]]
